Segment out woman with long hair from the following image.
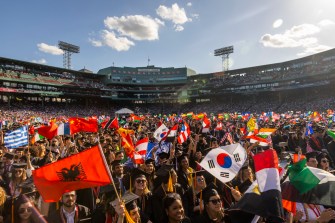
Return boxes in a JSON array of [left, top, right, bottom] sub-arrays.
[[5, 163, 28, 198], [186, 171, 207, 218], [162, 193, 191, 223], [128, 168, 153, 221], [5, 194, 47, 223]]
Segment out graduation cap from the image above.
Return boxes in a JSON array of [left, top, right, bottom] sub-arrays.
[[111, 160, 123, 168], [3, 152, 15, 160], [202, 182, 219, 203], [12, 162, 27, 169], [158, 152, 169, 160], [145, 158, 155, 165], [122, 191, 140, 211], [156, 164, 175, 191], [305, 151, 319, 161]]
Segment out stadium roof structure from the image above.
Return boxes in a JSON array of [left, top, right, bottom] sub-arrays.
[[115, 108, 134, 114]]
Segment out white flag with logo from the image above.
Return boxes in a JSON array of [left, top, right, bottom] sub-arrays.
[[199, 143, 247, 183], [154, 124, 169, 142]]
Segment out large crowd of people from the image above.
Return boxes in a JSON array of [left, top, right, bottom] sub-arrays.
[[0, 100, 335, 223]]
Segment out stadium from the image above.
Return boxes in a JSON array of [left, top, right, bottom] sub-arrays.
[[1, 48, 335, 114]]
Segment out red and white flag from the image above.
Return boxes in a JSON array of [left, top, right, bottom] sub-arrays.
[[133, 137, 148, 164], [178, 122, 190, 144]]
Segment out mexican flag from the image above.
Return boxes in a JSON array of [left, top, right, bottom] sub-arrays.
[[247, 128, 276, 146], [281, 158, 335, 207]]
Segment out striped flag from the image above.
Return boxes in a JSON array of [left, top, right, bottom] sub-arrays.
[[57, 123, 70, 135], [178, 122, 190, 144], [227, 132, 234, 144], [133, 137, 148, 164], [31, 133, 44, 144], [247, 128, 276, 146], [4, 126, 29, 149], [220, 132, 228, 145]]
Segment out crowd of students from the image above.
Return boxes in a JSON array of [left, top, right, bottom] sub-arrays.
[[0, 107, 335, 223]]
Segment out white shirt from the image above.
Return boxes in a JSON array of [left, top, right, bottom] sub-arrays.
[[62, 207, 76, 223]]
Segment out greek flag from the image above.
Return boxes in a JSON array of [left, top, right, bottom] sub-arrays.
[[4, 126, 28, 149]]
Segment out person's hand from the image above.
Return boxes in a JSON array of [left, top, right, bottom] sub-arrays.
[[317, 208, 335, 222], [231, 187, 242, 201], [111, 199, 125, 217], [292, 210, 303, 222]]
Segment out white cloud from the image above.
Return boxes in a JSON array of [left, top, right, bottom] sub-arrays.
[[32, 58, 47, 64], [260, 21, 334, 56], [99, 30, 135, 51], [174, 25, 184, 32], [89, 38, 103, 47], [191, 13, 199, 19], [156, 3, 190, 25], [318, 19, 335, 27], [297, 45, 331, 56], [37, 43, 63, 55], [104, 15, 163, 41], [273, 19, 283, 28], [187, 2, 192, 7]]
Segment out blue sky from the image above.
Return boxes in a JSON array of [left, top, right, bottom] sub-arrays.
[[1, 0, 335, 74]]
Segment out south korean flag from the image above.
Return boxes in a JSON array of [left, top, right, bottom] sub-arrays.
[[200, 143, 247, 183]]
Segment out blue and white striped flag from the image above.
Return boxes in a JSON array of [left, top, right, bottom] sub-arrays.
[[4, 126, 28, 149]]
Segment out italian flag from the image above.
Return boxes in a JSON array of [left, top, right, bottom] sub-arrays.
[[281, 158, 335, 207], [247, 128, 276, 146], [31, 133, 44, 144]]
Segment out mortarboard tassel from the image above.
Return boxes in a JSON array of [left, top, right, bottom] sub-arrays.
[[124, 208, 136, 223], [199, 190, 203, 214], [167, 172, 174, 193]]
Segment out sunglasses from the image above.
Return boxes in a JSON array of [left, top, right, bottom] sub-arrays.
[[209, 199, 221, 205], [18, 207, 33, 214], [136, 179, 146, 184], [197, 178, 204, 182], [321, 159, 329, 163]]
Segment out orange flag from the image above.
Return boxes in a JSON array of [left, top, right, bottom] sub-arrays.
[[32, 145, 112, 202], [120, 133, 135, 158], [37, 122, 58, 140], [69, 117, 98, 134]]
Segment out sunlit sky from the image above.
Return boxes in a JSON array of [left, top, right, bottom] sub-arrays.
[[1, 0, 335, 74]]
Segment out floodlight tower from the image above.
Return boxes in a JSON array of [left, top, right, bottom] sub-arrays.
[[58, 41, 80, 70], [214, 46, 234, 71]]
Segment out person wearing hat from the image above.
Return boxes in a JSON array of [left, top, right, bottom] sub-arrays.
[[177, 154, 194, 192], [5, 163, 28, 198], [48, 191, 91, 223], [308, 126, 325, 151], [152, 165, 185, 223], [143, 158, 156, 191], [111, 195, 152, 223], [2, 152, 14, 184], [185, 171, 207, 218], [306, 151, 319, 168], [128, 168, 153, 221], [317, 152, 333, 172], [111, 160, 126, 195], [192, 183, 225, 223]]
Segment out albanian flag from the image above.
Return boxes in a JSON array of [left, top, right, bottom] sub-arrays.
[[32, 145, 112, 202]]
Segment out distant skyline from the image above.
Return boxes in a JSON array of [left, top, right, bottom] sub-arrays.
[[1, 0, 334, 74]]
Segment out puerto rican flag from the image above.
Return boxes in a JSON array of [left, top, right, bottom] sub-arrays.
[[133, 137, 148, 164], [178, 122, 191, 144]]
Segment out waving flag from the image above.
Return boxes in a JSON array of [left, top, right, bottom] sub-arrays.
[[202, 115, 211, 133], [69, 117, 98, 134], [178, 122, 190, 144], [102, 117, 119, 130], [281, 158, 335, 207], [133, 137, 148, 164], [38, 122, 58, 140], [165, 124, 178, 142], [32, 145, 112, 202], [230, 149, 284, 222], [57, 123, 70, 135], [4, 126, 29, 149], [121, 133, 135, 158], [247, 128, 276, 146], [199, 143, 247, 183], [154, 124, 169, 142]]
